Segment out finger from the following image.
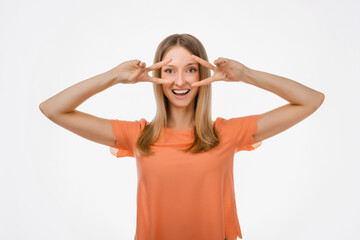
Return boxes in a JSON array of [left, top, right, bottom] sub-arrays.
[[148, 77, 172, 84], [146, 58, 173, 72], [214, 58, 227, 67], [129, 61, 148, 80], [138, 61, 146, 68], [190, 76, 217, 87], [214, 58, 222, 66], [191, 55, 216, 71], [128, 68, 146, 82]]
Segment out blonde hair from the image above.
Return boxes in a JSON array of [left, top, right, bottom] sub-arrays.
[[135, 33, 219, 156]]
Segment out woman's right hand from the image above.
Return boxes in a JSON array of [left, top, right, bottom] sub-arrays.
[[108, 58, 173, 85]]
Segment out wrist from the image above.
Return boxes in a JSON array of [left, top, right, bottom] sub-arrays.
[[241, 66, 254, 84], [105, 69, 124, 85]]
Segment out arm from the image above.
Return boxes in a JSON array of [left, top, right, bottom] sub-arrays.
[[39, 70, 119, 148], [242, 68, 325, 143], [39, 59, 171, 148], [188, 55, 325, 144]]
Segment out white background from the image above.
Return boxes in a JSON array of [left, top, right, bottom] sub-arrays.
[[1, 0, 359, 239]]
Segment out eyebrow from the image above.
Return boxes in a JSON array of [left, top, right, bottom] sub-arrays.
[[163, 62, 198, 68]]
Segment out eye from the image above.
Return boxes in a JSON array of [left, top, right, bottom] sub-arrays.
[[164, 69, 173, 73], [189, 67, 197, 73]]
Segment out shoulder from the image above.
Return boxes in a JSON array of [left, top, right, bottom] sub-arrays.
[[138, 118, 149, 130], [109, 117, 149, 135], [130, 117, 149, 133], [213, 117, 225, 132], [214, 115, 261, 131]]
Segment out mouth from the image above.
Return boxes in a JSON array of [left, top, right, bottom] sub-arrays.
[[171, 89, 190, 98]]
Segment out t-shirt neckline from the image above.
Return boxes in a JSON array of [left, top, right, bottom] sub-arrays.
[[164, 127, 194, 133], [163, 119, 217, 133]]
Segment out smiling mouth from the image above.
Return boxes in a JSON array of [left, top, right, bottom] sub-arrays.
[[172, 89, 190, 95]]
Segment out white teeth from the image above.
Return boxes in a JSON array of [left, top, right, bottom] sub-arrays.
[[173, 89, 190, 94]]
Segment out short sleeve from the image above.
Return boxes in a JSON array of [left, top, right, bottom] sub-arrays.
[[107, 118, 148, 158], [221, 114, 263, 152]]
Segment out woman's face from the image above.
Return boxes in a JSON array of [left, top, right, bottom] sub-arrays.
[[161, 46, 200, 109]]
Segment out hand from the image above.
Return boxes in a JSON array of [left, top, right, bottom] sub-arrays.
[[190, 55, 249, 87], [108, 58, 173, 84]]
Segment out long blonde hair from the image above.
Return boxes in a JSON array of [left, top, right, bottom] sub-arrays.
[[135, 33, 219, 156]]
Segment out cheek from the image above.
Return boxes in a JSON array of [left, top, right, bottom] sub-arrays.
[[162, 86, 171, 95], [162, 86, 168, 96], [187, 78, 198, 84]]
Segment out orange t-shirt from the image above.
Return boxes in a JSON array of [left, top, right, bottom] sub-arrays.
[[107, 114, 262, 240]]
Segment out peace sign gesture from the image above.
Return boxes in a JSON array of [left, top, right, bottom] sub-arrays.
[[190, 55, 249, 87], [109, 58, 173, 85]]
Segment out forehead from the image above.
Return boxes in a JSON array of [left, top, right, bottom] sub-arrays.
[[162, 46, 196, 66]]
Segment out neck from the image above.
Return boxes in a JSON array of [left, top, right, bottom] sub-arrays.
[[167, 104, 195, 129]]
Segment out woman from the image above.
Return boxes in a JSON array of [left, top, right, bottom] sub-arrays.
[[39, 33, 325, 240]]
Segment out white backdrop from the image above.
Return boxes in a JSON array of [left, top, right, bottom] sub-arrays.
[[1, 0, 359, 239]]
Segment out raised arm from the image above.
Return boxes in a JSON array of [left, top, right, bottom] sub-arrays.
[[39, 59, 172, 148], [189, 55, 325, 144], [243, 68, 325, 143]]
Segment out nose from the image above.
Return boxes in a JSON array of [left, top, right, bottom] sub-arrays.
[[174, 72, 189, 88]]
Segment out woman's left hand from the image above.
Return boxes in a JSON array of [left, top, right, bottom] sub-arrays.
[[190, 55, 249, 87]]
